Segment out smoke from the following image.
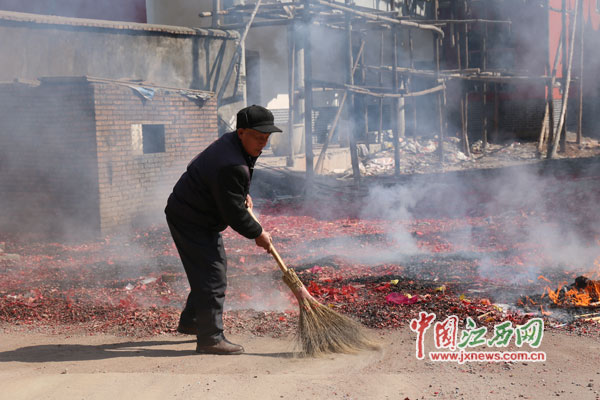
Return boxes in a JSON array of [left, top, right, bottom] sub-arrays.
[[225, 273, 295, 312], [355, 166, 600, 292], [291, 231, 422, 268], [524, 221, 597, 268], [2, 0, 599, 320], [476, 254, 545, 288], [478, 167, 600, 271]]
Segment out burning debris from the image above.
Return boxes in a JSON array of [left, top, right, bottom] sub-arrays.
[[519, 273, 600, 312], [545, 276, 600, 308], [517, 251, 600, 321], [1, 163, 600, 339]]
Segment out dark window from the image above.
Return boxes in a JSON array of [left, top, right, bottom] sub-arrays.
[[142, 124, 165, 153]]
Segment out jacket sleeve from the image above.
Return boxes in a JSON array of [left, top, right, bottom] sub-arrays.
[[214, 165, 263, 239]]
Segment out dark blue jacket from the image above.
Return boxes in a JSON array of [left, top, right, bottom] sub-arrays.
[[165, 131, 262, 239]]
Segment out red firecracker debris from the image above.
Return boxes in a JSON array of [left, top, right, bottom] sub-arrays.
[[1, 174, 600, 338]]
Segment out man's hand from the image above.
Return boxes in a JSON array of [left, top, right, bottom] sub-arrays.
[[245, 194, 253, 210], [255, 230, 272, 252]]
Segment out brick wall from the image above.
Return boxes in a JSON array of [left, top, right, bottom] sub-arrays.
[[0, 77, 217, 238], [91, 80, 217, 234], [0, 79, 99, 238]]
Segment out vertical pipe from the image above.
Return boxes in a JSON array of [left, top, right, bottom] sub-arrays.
[[303, 0, 314, 178], [577, 0, 584, 145], [482, 22, 488, 148], [435, 0, 444, 163], [345, 0, 360, 182], [464, 1, 469, 69], [464, 90, 470, 155], [378, 29, 384, 144], [550, 0, 580, 157], [287, 22, 296, 166], [463, 0, 470, 156], [450, 5, 460, 70], [461, 92, 471, 156], [212, 0, 221, 28], [560, 0, 568, 151], [545, 0, 555, 157], [409, 28, 417, 137], [546, 84, 556, 156], [460, 96, 466, 150], [455, 12, 463, 149], [456, 25, 462, 70], [393, 29, 401, 176], [361, 38, 368, 143], [494, 83, 499, 143]]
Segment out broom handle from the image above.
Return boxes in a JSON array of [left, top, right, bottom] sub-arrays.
[[268, 245, 289, 274], [247, 208, 289, 273]]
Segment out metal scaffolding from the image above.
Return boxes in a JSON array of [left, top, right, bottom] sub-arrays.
[[201, 0, 587, 180]]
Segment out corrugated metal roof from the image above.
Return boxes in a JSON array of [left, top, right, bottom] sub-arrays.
[[0, 10, 239, 39], [38, 76, 215, 98]]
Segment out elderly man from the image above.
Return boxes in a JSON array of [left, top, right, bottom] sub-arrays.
[[165, 105, 281, 355]]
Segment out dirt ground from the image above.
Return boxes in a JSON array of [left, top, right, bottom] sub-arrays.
[[1, 326, 600, 400], [2, 134, 600, 400]]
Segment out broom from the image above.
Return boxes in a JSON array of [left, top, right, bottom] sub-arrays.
[[249, 209, 379, 357]]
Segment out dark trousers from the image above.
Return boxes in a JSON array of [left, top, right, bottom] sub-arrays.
[[166, 216, 227, 345]]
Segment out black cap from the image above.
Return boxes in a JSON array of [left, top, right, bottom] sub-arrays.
[[236, 105, 282, 133]]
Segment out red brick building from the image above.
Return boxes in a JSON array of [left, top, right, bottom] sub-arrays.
[[0, 77, 216, 238]]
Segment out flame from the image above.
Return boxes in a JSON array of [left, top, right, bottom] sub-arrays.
[[583, 280, 600, 303], [544, 278, 600, 307], [564, 289, 592, 306], [538, 275, 552, 284], [544, 282, 565, 304], [546, 286, 559, 303], [540, 305, 552, 316], [541, 247, 600, 308]]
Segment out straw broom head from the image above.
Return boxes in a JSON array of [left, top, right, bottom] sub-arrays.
[[245, 208, 378, 356], [282, 268, 380, 357]]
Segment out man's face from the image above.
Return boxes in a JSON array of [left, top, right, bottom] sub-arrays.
[[237, 128, 271, 157]]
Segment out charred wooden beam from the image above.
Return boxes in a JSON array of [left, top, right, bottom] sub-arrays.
[[549, 0, 581, 158], [216, 0, 262, 104], [313, 0, 445, 38], [315, 40, 365, 174]]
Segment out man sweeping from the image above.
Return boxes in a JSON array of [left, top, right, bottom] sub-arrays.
[[165, 105, 281, 355]]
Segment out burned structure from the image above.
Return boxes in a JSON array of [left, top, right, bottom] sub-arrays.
[[0, 77, 216, 237], [0, 1, 598, 236], [193, 0, 600, 178]]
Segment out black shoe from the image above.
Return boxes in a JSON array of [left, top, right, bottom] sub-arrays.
[[176, 318, 198, 335], [196, 338, 244, 355]]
